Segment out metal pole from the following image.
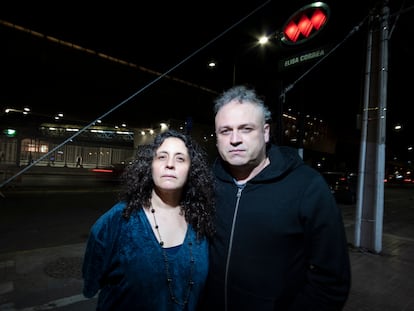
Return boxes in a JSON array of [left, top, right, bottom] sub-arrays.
[[355, 1, 389, 253], [355, 14, 373, 247], [373, 2, 389, 252]]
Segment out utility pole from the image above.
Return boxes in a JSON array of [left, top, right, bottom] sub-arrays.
[[355, 1, 389, 253]]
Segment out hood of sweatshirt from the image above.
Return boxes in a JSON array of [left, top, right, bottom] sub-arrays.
[[212, 144, 304, 183]]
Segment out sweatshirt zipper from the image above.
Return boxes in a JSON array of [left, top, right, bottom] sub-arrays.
[[224, 186, 244, 311]]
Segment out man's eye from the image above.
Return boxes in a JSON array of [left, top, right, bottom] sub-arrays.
[[241, 127, 253, 133], [220, 129, 231, 135]]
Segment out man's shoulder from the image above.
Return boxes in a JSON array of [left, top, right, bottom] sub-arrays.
[[269, 145, 304, 166], [270, 145, 323, 177]]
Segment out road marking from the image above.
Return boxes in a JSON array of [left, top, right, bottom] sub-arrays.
[[0, 294, 95, 311], [0, 260, 15, 295], [0, 282, 13, 295]]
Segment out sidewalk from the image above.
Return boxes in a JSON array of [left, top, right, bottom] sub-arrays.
[[344, 226, 414, 310], [0, 243, 97, 311], [0, 213, 413, 310]]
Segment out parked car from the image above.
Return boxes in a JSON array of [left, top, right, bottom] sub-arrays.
[[321, 171, 357, 204]]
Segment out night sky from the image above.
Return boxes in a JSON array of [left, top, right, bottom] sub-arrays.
[[1, 1, 413, 158]]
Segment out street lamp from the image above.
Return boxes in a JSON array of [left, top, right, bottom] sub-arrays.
[[5, 108, 29, 115]]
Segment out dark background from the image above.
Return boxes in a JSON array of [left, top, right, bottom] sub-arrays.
[[1, 1, 413, 157]]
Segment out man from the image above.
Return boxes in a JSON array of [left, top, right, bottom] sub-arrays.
[[201, 85, 351, 310]]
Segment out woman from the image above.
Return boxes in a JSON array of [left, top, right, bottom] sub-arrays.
[[82, 129, 215, 310]]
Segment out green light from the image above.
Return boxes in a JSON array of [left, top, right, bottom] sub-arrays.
[[3, 128, 17, 137]]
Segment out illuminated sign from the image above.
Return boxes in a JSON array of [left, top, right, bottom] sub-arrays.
[[282, 2, 330, 45], [3, 128, 17, 137], [278, 47, 329, 71]]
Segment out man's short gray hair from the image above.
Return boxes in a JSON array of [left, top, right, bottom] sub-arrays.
[[213, 85, 272, 123]]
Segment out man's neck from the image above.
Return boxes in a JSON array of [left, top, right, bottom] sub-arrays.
[[230, 157, 270, 184]]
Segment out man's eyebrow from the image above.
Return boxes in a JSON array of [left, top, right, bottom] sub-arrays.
[[218, 122, 255, 128]]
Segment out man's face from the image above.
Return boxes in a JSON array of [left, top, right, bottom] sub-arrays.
[[215, 100, 269, 167]]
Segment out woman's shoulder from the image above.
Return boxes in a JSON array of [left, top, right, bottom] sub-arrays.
[[105, 201, 127, 217], [91, 201, 128, 230]]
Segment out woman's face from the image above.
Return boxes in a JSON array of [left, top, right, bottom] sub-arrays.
[[152, 137, 191, 192]]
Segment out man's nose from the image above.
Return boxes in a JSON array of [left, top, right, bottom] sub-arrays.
[[230, 131, 241, 144]]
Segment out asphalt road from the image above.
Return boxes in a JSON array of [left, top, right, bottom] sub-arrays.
[[0, 188, 120, 254], [1, 183, 413, 254]]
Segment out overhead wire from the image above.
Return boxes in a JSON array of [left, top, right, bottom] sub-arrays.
[[0, 0, 272, 189]]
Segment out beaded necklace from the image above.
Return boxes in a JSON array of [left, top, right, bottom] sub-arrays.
[[150, 207, 195, 308]]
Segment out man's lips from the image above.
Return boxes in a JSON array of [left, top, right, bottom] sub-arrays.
[[229, 149, 245, 154]]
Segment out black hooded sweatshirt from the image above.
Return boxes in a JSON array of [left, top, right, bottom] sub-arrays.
[[201, 145, 351, 311]]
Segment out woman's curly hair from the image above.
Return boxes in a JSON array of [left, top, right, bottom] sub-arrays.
[[119, 129, 215, 239]]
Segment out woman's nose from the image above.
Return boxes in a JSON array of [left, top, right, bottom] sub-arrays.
[[166, 159, 175, 168]]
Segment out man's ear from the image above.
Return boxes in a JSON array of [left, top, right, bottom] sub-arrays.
[[264, 123, 270, 143]]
